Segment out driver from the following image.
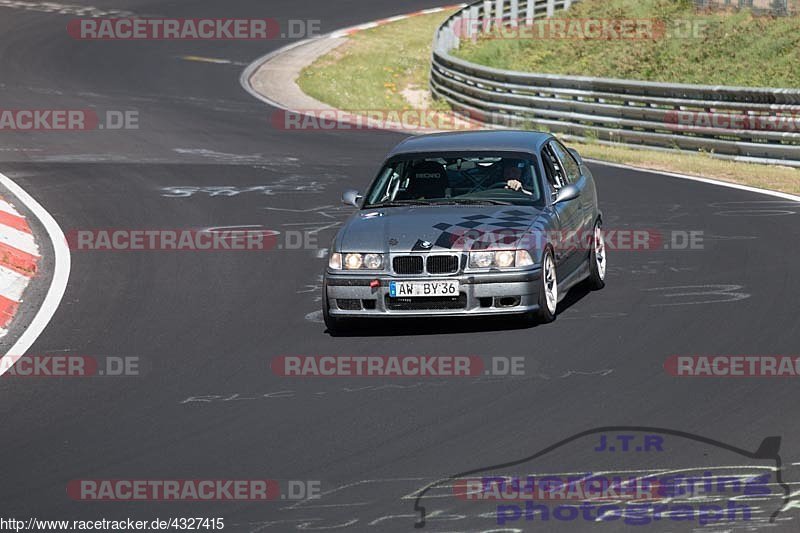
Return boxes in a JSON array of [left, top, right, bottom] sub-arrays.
[[502, 160, 533, 196]]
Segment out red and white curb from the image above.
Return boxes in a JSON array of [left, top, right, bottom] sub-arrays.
[[0, 172, 70, 375], [0, 195, 40, 337], [328, 4, 466, 38]]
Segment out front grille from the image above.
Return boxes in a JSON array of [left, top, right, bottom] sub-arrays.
[[426, 255, 459, 274], [336, 299, 362, 310], [385, 293, 467, 311], [393, 256, 423, 274]]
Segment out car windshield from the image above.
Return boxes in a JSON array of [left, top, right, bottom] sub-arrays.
[[363, 152, 544, 208]]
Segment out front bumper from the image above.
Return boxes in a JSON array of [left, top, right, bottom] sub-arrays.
[[324, 268, 541, 318]]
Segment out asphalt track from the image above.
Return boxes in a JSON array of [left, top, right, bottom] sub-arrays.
[[0, 1, 799, 532]]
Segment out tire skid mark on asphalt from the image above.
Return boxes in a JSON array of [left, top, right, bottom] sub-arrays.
[[264, 203, 350, 321], [643, 284, 751, 307], [709, 200, 799, 213], [606, 262, 698, 276], [160, 180, 326, 198], [0, 0, 140, 17], [297, 274, 323, 303], [703, 234, 758, 241], [179, 55, 248, 67], [171, 148, 301, 165], [177, 370, 617, 405]]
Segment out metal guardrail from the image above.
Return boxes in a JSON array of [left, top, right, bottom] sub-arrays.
[[431, 0, 800, 166]]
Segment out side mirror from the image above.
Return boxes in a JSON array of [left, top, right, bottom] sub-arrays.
[[342, 189, 362, 208], [553, 184, 580, 205]]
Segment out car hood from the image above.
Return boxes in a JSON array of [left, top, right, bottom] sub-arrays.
[[336, 205, 544, 253]]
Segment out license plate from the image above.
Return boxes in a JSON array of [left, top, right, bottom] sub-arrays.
[[389, 280, 460, 297]]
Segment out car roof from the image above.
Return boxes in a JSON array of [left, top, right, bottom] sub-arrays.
[[386, 130, 554, 158]]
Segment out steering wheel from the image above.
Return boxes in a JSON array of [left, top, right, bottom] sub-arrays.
[[487, 181, 512, 190]]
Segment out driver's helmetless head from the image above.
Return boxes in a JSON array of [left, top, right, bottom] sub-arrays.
[[503, 160, 522, 180]]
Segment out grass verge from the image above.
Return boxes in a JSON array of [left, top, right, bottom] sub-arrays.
[[296, 4, 799, 196], [298, 10, 455, 111], [455, 0, 800, 87]]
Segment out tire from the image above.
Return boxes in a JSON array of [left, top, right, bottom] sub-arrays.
[[528, 247, 558, 324], [586, 220, 607, 291]]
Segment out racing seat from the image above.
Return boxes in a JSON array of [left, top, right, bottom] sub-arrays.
[[401, 161, 448, 200]]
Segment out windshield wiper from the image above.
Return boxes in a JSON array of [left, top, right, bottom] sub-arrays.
[[434, 199, 513, 206], [368, 200, 432, 208]]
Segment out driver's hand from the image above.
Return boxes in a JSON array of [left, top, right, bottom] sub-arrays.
[[505, 179, 523, 191]]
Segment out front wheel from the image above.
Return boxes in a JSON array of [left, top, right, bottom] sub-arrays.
[[526, 248, 558, 325], [586, 221, 606, 290]]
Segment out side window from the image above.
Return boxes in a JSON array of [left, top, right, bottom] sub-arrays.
[[366, 161, 408, 204], [541, 145, 566, 190], [549, 141, 581, 184]]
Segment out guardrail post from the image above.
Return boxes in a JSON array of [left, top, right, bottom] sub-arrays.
[[564, 0, 573, 9], [546, 0, 555, 18], [525, 0, 534, 25], [469, 5, 480, 42], [483, 0, 493, 31], [458, 12, 469, 41], [510, 0, 519, 27], [450, 18, 461, 49], [496, 0, 505, 26]]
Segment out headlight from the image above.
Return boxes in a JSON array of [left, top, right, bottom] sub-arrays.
[[470, 251, 494, 268], [363, 253, 383, 269], [329, 252, 342, 269], [331, 253, 384, 270], [469, 250, 533, 269], [344, 253, 363, 269], [495, 250, 515, 268]]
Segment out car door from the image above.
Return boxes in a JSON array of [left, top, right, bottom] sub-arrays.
[[550, 140, 595, 263], [541, 143, 583, 280], [558, 141, 598, 231]]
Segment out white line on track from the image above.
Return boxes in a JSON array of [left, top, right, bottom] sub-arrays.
[[0, 172, 71, 371], [583, 158, 800, 204]]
